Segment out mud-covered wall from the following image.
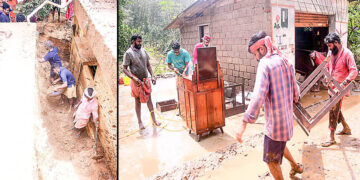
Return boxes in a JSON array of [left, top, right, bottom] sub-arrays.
[[72, 0, 117, 178]]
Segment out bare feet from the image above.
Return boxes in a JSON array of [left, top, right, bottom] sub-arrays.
[[289, 163, 304, 178], [153, 120, 161, 127], [75, 131, 81, 138], [138, 122, 145, 130]]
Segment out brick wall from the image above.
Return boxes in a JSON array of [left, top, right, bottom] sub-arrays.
[[179, 0, 348, 91], [180, 0, 270, 90], [73, 1, 117, 178]]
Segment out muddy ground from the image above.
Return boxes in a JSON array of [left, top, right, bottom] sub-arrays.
[[34, 20, 112, 179], [119, 77, 360, 180]]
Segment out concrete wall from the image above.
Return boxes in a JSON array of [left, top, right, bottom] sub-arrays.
[[180, 0, 271, 90], [73, 0, 117, 178]]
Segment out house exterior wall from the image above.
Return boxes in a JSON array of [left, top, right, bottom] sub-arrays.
[[179, 0, 349, 90], [180, 0, 271, 90]]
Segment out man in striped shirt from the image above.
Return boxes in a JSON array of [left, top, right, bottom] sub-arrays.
[[236, 31, 303, 179]]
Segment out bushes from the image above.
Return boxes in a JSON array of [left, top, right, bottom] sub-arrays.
[[16, 0, 52, 21], [348, 1, 360, 68]]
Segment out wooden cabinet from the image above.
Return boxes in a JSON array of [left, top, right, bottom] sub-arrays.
[[177, 47, 225, 141]]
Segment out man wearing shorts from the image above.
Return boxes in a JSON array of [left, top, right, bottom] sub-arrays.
[[38, 40, 62, 83], [52, 63, 77, 108], [236, 31, 304, 179]]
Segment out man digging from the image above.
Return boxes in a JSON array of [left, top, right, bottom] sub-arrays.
[[122, 33, 161, 130], [38, 40, 63, 84], [72, 87, 98, 138], [236, 31, 304, 179], [321, 32, 358, 147], [50, 63, 77, 109]]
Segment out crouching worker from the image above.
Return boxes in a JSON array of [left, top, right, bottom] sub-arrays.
[[49, 63, 77, 108], [72, 87, 98, 137]]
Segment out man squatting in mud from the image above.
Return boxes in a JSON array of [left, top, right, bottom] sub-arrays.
[[122, 33, 161, 129], [236, 31, 304, 179]]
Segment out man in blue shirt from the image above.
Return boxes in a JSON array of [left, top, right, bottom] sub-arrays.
[[51, 63, 77, 108], [0, 3, 10, 23], [38, 40, 63, 83], [166, 41, 192, 77]]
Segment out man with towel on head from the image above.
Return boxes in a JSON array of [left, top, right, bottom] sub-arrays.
[[236, 31, 304, 179], [72, 87, 99, 137]]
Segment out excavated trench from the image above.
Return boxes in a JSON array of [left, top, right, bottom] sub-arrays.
[[34, 20, 112, 179]]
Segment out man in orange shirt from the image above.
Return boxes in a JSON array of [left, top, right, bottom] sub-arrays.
[[7, 0, 16, 22]]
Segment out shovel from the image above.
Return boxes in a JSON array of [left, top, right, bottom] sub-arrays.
[[92, 121, 104, 160]]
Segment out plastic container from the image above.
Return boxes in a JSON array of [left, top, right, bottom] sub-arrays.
[[123, 76, 131, 86]]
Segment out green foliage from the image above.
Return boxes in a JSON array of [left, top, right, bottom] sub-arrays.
[[16, 0, 52, 21], [123, 0, 195, 54], [145, 47, 170, 75], [348, 1, 360, 67], [118, 0, 196, 75]]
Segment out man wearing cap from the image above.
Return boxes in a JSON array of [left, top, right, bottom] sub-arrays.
[[72, 87, 98, 137], [193, 35, 211, 65], [236, 31, 303, 179], [321, 32, 358, 147], [38, 40, 63, 83], [51, 63, 77, 108], [122, 33, 161, 130]]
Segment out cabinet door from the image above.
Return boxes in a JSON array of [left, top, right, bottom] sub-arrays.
[[195, 94, 208, 133], [206, 89, 225, 129]]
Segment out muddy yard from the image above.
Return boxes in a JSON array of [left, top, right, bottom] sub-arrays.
[[119, 77, 360, 180]]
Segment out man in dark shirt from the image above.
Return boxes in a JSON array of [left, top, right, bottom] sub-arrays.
[[0, 3, 10, 22], [38, 40, 63, 83], [122, 33, 161, 129], [51, 63, 77, 108]]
